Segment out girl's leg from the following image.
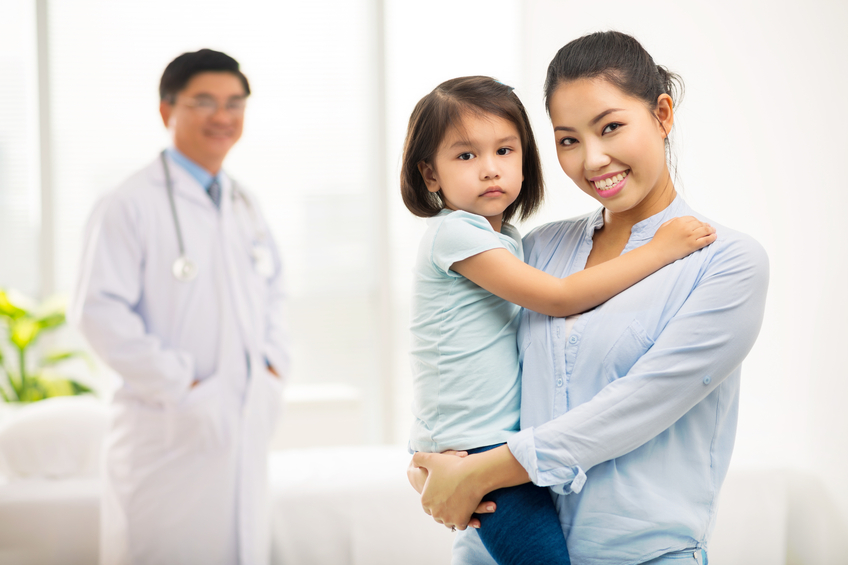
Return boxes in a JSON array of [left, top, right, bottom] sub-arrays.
[[474, 482, 570, 565]]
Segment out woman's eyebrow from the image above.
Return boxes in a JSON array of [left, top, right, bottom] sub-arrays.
[[590, 108, 624, 125], [554, 108, 625, 132]]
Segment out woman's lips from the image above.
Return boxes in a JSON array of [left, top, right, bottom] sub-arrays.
[[591, 170, 629, 198]]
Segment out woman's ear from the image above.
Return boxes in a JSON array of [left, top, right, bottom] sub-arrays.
[[655, 93, 674, 139], [418, 161, 441, 193]]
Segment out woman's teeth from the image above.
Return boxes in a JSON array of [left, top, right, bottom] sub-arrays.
[[594, 171, 629, 190]]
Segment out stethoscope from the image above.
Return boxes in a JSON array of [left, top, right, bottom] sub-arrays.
[[161, 150, 274, 282]]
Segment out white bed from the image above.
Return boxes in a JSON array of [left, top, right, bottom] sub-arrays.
[[1, 397, 845, 565]]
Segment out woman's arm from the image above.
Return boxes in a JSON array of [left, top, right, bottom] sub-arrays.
[[453, 216, 715, 317], [507, 236, 768, 490]]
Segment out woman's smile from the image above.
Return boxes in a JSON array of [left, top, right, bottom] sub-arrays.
[[590, 169, 630, 198]]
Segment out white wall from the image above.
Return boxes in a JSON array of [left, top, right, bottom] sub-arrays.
[[515, 0, 848, 526]]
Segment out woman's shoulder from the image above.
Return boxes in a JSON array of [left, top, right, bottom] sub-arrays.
[[690, 211, 768, 269], [522, 210, 598, 256]]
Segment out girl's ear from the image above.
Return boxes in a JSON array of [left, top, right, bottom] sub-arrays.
[[418, 161, 441, 193], [655, 93, 674, 139]]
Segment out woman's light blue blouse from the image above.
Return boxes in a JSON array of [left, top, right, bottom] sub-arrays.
[[502, 196, 769, 565]]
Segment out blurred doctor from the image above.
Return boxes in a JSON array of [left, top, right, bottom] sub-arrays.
[[72, 49, 288, 565]]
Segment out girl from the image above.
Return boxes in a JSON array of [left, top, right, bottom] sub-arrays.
[[402, 75, 716, 565], [412, 34, 768, 565]]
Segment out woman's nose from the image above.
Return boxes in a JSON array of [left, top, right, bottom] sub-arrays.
[[583, 139, 611, 172]]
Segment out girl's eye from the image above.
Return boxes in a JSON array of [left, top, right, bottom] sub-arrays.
[[458, 152, 474, 161], [496, 147, 512, 156], [602, 122, 623, 134], [559, 137, 577, 147]]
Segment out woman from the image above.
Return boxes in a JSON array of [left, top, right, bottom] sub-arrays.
[[410, 31, 769, 565]]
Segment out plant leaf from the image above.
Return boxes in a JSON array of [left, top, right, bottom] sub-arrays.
[[0, 289, 26, 320], [10, 318, 40, 349], [42, 350, 91, 366], [36, 312, 66, 331]]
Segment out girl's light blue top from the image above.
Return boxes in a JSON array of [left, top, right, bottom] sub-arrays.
[[456, 197, 769, 565], [408, 210, 523, 453]]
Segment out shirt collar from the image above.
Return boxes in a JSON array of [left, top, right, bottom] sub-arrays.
[[164, 146, 221, 191], [584, 194, 689, 242]]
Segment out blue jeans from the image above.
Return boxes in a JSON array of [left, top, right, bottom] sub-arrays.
[[467, 445, 570, 565]]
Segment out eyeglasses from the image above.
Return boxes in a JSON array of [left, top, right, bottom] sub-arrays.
[[179, 95, 247, 117]]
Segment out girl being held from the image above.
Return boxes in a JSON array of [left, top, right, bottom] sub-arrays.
[[403, 76, 715, 565]]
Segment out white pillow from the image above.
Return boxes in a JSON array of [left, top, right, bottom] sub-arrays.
[[0, 396, 108, 479]]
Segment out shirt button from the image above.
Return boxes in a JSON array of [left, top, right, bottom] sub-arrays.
[[703, 376, 712, 385], [556, 379, 563, 387], [568, 335, 578, 344]]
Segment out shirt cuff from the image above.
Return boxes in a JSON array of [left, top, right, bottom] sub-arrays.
[[507, 427, 586, 495]]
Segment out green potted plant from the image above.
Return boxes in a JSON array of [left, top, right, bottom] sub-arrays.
[[0, 288, 94, 403]]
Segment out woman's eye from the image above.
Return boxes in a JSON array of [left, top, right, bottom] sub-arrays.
[[496, 147, 512, 156], [559, 137, 577, 147], [458, 152, 474, 161], [602, 122, 623, 134]]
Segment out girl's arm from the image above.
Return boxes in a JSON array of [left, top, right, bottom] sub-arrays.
[[452, 216, 715, 317]]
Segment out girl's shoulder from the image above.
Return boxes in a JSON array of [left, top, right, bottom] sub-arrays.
[[424, 210, 507, 247], [426, 209, 494, 232]]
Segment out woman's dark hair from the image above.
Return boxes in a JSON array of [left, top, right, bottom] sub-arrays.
[[544, 31, 683, 136], [159, 49, 250, 103], [401, 76, 544, 224]]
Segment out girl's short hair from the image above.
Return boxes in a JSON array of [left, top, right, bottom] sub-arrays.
[[401, 76, 544, 224]]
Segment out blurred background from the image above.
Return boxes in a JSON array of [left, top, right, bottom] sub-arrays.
[[1, 0, 846, 534]]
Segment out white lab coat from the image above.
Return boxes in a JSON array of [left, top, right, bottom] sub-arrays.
[[72, 153, 289, 565]]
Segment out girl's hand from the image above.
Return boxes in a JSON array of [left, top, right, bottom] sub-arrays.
[[412, 451, 487, 531], [651, 216, 717, 261]]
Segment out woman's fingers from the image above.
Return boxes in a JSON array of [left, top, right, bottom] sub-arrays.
[[475, 501, 496, 514]]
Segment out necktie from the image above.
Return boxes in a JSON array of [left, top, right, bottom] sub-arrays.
[[207, 178, 221, 208]]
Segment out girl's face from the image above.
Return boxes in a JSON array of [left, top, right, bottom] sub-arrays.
[[418, 112, 523, 231], [549, 78, 675, 221]]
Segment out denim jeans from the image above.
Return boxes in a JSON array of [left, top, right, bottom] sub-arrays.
[[467, 444, 570, 565]]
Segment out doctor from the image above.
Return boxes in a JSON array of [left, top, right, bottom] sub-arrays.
[[72, 49, 289, 565]]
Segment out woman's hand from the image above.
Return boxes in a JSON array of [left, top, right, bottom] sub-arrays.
[[408, 450, 466, 494], [412, 451, 488, 531], [652, 216, 717, 261], [408, 451, 496, 530]]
